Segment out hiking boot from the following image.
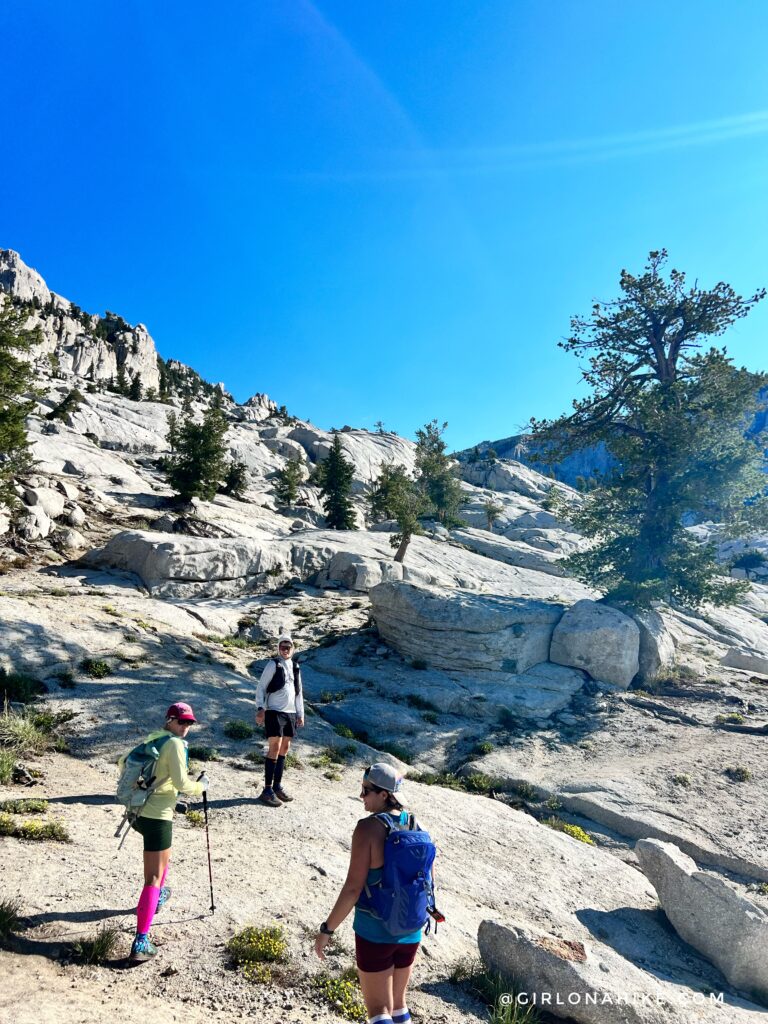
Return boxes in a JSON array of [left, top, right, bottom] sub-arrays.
[[156, 886, 172, 911], [258, 788, 283, 808], [129, 934, 158, 962], [274, 787, 294, 802]]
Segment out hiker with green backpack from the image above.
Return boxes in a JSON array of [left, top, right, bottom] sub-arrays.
[[116, 701, 209, 962], [314, 763, 438, 1024]]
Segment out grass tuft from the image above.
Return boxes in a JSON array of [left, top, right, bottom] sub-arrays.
[[725, 765, 752, 782], [0, 749, 16, 784], [450, 957, 541, 1023], [73, 924, 121, 964], [715, 712, 746, 725], [0, 897, 23, 940], [185, 810, 206, 828], [0, 669, 46, 704]]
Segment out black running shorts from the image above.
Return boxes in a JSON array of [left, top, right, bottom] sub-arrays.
[[264, 710, 296, 738], [131, 815, 173, 852]]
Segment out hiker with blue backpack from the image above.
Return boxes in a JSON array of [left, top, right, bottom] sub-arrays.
[[315, 763, 438, 1024], [116, 701, 209, 962]]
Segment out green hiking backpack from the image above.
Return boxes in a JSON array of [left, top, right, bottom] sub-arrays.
[[114, 734, 174, 845]]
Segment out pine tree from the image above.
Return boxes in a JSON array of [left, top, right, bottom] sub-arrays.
[[530, 250, 768, 608], [164, 396, 229, 502], [115, 365, 129, 396], [46, 388, 84, 423], [482, 498, 504, 532], [274, 457, 305, 505], [0, 299, 38, 508], [319, 432, 356, 530], [222, 459, 248, 499], [414, 419, 463, 525], [128, 372, 143, 401]]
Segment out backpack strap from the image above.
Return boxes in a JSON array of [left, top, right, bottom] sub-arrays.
[[374, 812, 395, 834]]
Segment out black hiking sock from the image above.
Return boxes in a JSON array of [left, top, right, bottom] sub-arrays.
[[265, 756, 277, 790], [274, 754, 286, 790]]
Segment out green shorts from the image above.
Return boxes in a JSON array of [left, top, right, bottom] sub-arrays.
[[131, 816, 173, 852]]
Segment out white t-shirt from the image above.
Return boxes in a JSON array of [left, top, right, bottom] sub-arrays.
[[256, 657, 304, 719]]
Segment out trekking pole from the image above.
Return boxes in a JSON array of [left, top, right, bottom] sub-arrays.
[[199, 774, 216, 914]]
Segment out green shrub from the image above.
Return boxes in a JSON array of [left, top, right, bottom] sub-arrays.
[[311, 969, 367, 1022], [334, 724, 356, 739], [185, 810, 205, 827], [223, 719, 254, 740], [245, 750, 265, 765], [0, 814, 70, 842], [544, 795, 563, 812], [285, 752, 304, 770], [318, 690, 345, 703], [514, 781, 538, 800], [543, 817, 595, 845], [671, 773, 692, 787], [55, 670, 76, 689], [188, 746, 222, 762], [80, 658, 111, 679], [378, 742, 413, 764], [0, 799, 48, 814], [474, 741, 494, 756], [73, 924, 120, 964], [715, 712, 746, 725], [422, 711, 439, 724], [0, 669, 46, 704], [411, 659, 428, 671], [404, 693, 438, 711], [462, 773, 497, 794], [310, 745, 355, 768], [227, 924, 288, 983], [0, 750, 16, 784], [725, 765, 752, 782], [0, 897, 22, 939]]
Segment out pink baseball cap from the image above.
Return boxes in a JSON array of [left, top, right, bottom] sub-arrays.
[[166, 701, 197, 723]]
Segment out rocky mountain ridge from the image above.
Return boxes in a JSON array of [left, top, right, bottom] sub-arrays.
[[2, 249, 768, 1023]]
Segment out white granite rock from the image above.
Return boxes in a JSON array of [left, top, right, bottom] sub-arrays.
[[635, 839, 768, 1005], [23, 485, 66, 520], [550, 599, 640, 687], [632, 607, 676, 683], [370, 580, 565, 675]]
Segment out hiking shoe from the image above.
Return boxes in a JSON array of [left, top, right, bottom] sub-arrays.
[[156, 886, 172, 911], [129, 934, 158, 962], [274, 787, 294, 802], [258, 788, 283, 808]]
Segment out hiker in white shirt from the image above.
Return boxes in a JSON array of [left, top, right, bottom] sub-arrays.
[[255, 635, 304, 806]]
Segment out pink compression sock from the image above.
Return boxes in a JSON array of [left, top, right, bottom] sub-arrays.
[[136, 885, 161, 935]]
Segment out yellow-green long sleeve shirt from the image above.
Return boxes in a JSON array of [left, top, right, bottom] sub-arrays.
[[118, 729, 205, 821]]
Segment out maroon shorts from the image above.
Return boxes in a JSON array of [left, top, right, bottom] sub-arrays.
[[354, 934, 420, 973]]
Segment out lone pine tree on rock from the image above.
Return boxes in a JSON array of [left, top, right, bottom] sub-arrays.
[[164, 394, 229, 502], [319, 432, 356, 530], [0, 298, 38, 509], [531, 250, 768, 607]]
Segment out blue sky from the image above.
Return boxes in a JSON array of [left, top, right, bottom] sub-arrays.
[[3, 1, 768, 450]]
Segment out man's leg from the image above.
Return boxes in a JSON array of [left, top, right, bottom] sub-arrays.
[[273, 735, 293, 801], [259, 735, 283, 806]]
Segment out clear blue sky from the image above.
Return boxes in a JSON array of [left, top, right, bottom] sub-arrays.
[[3, 1, 768, 450]]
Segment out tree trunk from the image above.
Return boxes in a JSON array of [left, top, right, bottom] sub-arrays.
[[394, 533, 411, 563]]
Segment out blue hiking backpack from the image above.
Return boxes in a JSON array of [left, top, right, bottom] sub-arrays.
[[359, 812, 437, 938]]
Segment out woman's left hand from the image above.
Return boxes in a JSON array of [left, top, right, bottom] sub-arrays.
[[314, 931, 332, 960]]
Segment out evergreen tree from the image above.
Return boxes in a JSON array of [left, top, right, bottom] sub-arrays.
[[46, 388, 84, 423], [414, 419, 463, 525], [319, 432, 356, 530], [274, 457, 305, 505], [164, 396, 229, 502], [368, 462, 431, 562], [482, 498, 504, 532], [531, 250, 767, 608], [222, 458, 248, 499], [0, 299, 38, 508], [128, 372, 143, 401], [115, 365, 129, 396]]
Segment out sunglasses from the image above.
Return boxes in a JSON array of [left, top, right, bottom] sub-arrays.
[[361, 783, 384, 797]]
